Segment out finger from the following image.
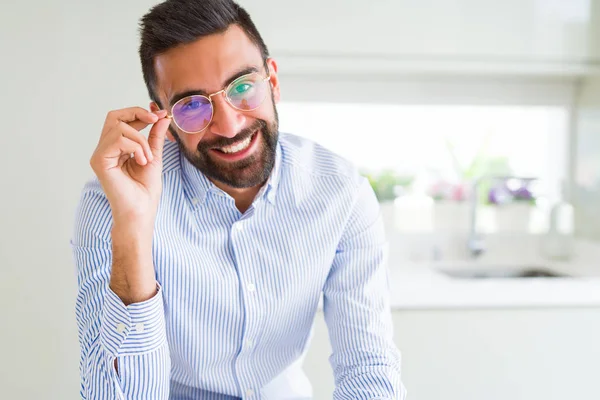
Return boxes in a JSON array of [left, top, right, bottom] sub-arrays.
[[102, 107, 159, 137], [109, 107, 158, 124], [116, 136, 147, 166], [148, 116, 172, 160], [118, 153, 130, 166], [92, 136, 147, 172], [129, 110, 168, 132], [113, 121, 154, 162], [127, 119, 153, 132]]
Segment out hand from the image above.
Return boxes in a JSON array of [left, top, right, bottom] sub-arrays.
[[90, 107, 171, 224]]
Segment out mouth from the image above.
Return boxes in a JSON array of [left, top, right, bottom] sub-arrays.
[[210, 130, 260, 162]]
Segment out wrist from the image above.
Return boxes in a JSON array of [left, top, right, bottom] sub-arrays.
[[112, 218, 155, 243]]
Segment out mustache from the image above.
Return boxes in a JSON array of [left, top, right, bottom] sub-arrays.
[[199, 120, 266, 151]]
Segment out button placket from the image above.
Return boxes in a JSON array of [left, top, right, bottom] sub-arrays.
[[231, 215, 260, 397]]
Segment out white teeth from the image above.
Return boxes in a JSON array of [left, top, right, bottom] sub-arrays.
[[219, 134, 253, 154]]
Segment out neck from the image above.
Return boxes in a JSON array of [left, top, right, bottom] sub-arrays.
[[211, 180, 264, 214]]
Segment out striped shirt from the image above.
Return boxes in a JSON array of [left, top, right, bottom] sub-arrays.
[[71, 132, 406, 399]]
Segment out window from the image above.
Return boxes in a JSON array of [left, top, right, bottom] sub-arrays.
[[278, 101, 569, 233]]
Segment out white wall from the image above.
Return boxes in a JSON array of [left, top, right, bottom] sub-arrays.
[[241, 0, 599, 60], [240, 0, 600, 76], [0, 2, 156, 399]]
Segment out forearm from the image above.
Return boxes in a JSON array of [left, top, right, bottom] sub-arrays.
[[113, 342, 171, 399], [324, 176, 406, 399], [326, 279, 405, 400], [101, 284, 170, 399], [110, 220, 157, 305], [74, 183, 170, 399], [81, 333, 170, 400], [75, 248, 170, 400]]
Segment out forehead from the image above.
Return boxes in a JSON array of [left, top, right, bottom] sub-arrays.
[[154, 24, 263, 101]]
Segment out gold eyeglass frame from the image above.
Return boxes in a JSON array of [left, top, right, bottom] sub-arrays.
[[164, 71, 272, 134]]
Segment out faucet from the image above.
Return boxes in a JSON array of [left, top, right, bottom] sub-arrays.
[[467, 178, 485, 258]]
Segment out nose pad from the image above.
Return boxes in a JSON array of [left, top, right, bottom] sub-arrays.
[[208, 92, 245, 138]]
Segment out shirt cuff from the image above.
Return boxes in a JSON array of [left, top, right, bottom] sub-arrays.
[[100, 283, 167, 357]]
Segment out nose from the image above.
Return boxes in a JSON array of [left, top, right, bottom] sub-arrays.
[[208, 92, 246, 138]]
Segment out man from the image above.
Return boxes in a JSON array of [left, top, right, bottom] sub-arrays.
[[71, 0, 406, 399]]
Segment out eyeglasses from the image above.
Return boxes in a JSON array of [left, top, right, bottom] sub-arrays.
[[165, 71, 271, 134]]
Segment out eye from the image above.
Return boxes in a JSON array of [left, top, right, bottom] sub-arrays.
[[181, 99, 202, 111], [233, 83, 253, 94]]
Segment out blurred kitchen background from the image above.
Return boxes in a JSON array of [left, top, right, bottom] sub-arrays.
[[1, 0, 599, 399]]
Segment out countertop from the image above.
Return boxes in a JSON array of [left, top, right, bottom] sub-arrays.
[[386, 260, 600, 309]]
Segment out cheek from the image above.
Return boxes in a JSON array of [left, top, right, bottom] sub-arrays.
[[188, 135, 205, 149], [176, 129, 206, 150], [250, 105, 273, 122]]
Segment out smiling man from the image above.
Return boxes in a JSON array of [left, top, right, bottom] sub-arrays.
[[71, 0, 406, 399]]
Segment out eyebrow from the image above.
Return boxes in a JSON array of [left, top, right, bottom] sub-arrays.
[[168, 65, 260, 107]]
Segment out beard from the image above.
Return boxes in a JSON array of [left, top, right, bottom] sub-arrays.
[[171, 102, 279, 189]]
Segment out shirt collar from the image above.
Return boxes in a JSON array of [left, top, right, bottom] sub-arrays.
[[262, 139, 282, 205], [180, 139, 282, 207], [180, 151, 212, 206]]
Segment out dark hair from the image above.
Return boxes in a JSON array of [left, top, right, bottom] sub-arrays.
[[138, 0, 270, 106]]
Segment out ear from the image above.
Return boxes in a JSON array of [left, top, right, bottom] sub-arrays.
[[266, 58, 280, 104], [150, 102, 176, 142]]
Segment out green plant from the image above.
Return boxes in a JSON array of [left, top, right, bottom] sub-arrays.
[[445, 132, 513, 204], [362, 169, 414, 202]]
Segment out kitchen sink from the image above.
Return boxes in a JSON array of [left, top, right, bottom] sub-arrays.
[[438, 266, 570, 279]]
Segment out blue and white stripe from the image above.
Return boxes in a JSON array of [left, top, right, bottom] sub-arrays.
[[72, 132, 406, 399]]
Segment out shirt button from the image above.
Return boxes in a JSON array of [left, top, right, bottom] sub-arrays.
[[246, 388, 254, 397], [191, 197, 199, 205], [135, 323, 145, 333], [246, 339, 254, 349], [236, 224, 243, 232], [247, 283, 256, 292], [116, 323, 127, 333]]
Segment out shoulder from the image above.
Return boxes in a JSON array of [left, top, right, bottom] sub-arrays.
[[161, 140, 182, 175], [279, 132, 364, 190]]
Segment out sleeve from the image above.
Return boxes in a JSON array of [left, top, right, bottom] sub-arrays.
[[71, 179, 171, 399], [322, 177, 407, 400]]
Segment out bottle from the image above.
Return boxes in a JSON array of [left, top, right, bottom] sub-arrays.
[[393, 176, 434, 233], [541, 181, 574, 260]]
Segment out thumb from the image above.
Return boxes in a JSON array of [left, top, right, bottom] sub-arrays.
[[148, 117, 171, 160]]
